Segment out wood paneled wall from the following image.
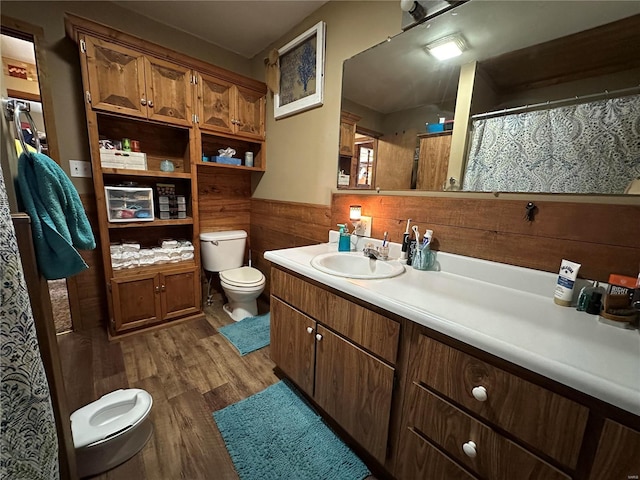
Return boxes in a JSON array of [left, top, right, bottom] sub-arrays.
[[197, 168, 251, 233], [67, 194, 108, 330], [250, 198, 332, 295], [332, 194, 640, 282]]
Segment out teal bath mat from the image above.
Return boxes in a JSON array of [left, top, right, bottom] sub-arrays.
[[213, 381, 370, 480], [218, 312, 270, 356]]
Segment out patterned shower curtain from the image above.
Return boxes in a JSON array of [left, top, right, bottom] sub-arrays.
[[0, 163, 59, 478], [463, 94, 640, 193]]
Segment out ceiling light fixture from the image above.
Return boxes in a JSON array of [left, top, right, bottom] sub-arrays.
[[425, 34, 466, 61]]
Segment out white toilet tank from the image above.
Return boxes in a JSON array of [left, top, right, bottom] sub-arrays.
[[200, 230, 247, 272]]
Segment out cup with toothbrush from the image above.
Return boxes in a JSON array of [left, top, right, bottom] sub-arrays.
[[411, 228, 435, 271]]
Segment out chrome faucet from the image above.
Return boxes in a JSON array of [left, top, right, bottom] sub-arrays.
[[363, 243, 389, 261]]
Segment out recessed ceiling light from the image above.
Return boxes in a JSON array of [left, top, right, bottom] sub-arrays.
[[425, 34, 466, 61]]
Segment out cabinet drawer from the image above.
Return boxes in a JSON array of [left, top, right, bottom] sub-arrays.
[[271, 268, 399, 364], [410, 384, 569, 480], [412, 334, 588, 468], [399, 428, 478, 480], [589, 420, 640, 479]]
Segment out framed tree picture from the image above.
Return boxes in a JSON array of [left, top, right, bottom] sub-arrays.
[[274, 21, 326, 119]]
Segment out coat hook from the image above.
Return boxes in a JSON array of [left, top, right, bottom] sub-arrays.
[[524, 202, 537, 222]]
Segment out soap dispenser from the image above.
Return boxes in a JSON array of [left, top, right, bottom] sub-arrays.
[[337, 224, 351, 252]]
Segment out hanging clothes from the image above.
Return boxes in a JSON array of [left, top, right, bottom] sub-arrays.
[[16, 151, 95, 280], [0, 161, 59, 479]]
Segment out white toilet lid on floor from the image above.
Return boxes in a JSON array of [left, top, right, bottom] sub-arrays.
[[220, 266, 265, 287], [70, 388, 153, 448]]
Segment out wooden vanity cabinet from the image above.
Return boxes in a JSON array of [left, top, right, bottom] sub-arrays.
[[82, 35, 193, 127], [270, 267, 399, 463], [197, 72, 265, 140], [395, 327, 590, 480]]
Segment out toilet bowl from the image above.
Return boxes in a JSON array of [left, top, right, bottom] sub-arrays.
[[200, 230, 266, 321], [71, 388, 153, 478], [220, 266, 266, 321]]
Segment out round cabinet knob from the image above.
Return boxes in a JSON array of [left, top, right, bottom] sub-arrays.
[[306, 327, 314, 334], [472, 386, 488, 402], [148, 100, 154, 108], [462, 441, 477, 458], [315, 333, 323, 341], [140, 98, 147, 106]]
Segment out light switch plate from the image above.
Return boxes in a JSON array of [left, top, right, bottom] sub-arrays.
[[69, 160, 92, 178], [353, 215, 372, 237]]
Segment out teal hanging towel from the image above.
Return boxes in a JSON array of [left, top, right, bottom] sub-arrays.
[[17, 151, 96, 279]]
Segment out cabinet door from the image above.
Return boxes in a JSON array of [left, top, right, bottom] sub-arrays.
[[197, 73, 233, 134], [160, 267, 200, 320], [111, 273, 161, 332], [235, 85, 265, 140], [314, 325, 395, 463], [83, 36, 147, 118], [270, 297, 316, 396], [144, 56, 193, 126], [416, 133, 452, 190], [339, 120, 356, 156], [589, 420, 640, 479]]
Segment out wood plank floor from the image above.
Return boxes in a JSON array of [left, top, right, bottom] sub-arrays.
[[57, 295, 280, 479]]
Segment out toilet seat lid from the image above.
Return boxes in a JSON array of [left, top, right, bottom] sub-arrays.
[[220, 266, 265, 286], [70, 388, 153, 448]]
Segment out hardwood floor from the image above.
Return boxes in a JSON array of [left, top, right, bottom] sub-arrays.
[[57, 295, 280, 479]]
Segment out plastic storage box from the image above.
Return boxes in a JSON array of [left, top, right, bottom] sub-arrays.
[[100, 148, 147, 170], [105, 186, 154, 222]]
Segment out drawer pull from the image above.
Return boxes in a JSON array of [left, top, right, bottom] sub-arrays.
[[472, 386, 488, 402], [306, 326, 314, 334], [462, 441, 477, 458], [315, 333, 323, 341]]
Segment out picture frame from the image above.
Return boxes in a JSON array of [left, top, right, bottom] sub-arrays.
[[274, 21, 326, 119]]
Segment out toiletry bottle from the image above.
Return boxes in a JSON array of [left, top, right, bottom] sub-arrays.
[[577, 281, 605, 312], [400, 219, 411, 260], [337, 224, 351, 252]]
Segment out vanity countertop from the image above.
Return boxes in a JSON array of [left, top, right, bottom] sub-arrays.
[[265, 241, 640, 416]]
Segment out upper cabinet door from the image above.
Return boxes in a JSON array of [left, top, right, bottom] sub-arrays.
[[84, 36, 147, 118], [235, 85, 265, 140], [145, 56, 193, 126], [197, 72, 266, 140], [197, 72, 234, 135]]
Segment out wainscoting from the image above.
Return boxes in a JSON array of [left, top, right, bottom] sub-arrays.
[[250, 198, 332, 295], [69, 192, 638, 332], [332, 194, 640, 281]]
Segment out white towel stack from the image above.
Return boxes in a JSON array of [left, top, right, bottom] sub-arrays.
[[111, 240, 194, 269]]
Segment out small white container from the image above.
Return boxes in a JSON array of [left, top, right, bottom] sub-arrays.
[[100, 149, 147, 170], [104, 186, 154, 222], [244, 151, 254, 167]]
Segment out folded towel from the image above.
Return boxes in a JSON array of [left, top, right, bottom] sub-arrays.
[[17, 151, 96, 279]]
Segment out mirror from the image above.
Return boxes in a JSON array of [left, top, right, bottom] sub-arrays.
[[339, 1, 640, 194]]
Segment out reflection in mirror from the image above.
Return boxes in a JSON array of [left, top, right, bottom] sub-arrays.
[[339, 1, 640, 194]]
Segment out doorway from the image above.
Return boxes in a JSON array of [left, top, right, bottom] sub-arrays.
[[2, 22, 73, 334]]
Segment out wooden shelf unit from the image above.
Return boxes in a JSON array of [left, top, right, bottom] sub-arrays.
[[66, 13, 268, 338]]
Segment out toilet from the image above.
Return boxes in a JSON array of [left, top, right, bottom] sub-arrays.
[[200, 230, 266, 321], [70, 388, 153, 478]]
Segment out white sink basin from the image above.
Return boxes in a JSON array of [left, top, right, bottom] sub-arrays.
[[310, 252, 405, 279]]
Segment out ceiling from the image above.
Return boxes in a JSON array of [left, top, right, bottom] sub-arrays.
[[114, 1, 328, 59]]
